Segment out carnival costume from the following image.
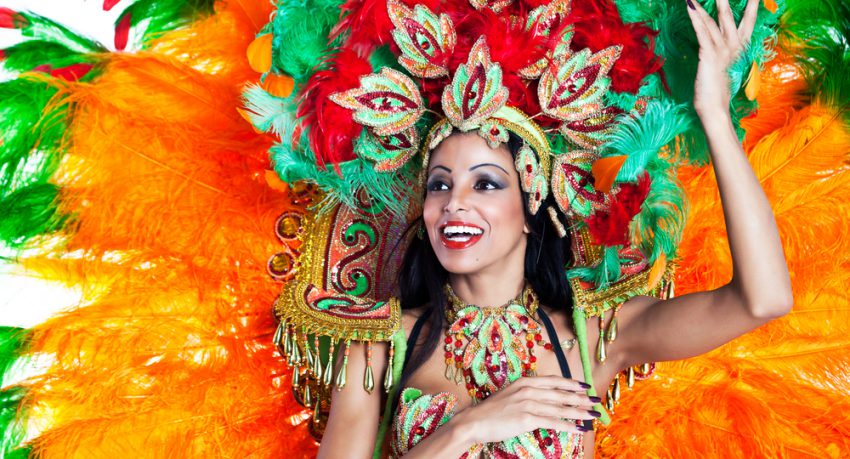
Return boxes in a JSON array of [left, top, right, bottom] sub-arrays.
[[1, 0, 849, 458]]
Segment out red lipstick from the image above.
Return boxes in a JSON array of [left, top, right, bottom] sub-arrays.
[[439, 221, 484, 250]]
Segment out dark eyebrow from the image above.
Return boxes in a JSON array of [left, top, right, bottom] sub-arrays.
[[429, 165, 452, 174], [470, 163, 510, 176]]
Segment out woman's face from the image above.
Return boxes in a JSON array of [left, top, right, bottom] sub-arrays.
[[423, 132, 528, 276]]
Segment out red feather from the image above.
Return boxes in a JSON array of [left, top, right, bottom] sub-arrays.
[[569, 0, 663, 94], [296, 49, 373, 168], [115, 12, 131, 51], [586, 171, 651, 246], [49, 63, 95, 81]]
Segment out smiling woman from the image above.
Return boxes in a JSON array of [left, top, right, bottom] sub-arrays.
[[424, 133, 527, 274]]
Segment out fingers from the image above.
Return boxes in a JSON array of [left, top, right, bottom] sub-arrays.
[[526, 401, 600, 422], [536, 387, 599, 410], [686, 0, 723, 49], [539, 418, 592, 434], [714, 0, 737, 42], [738, 0, 760, 45], [508, 375, 591, 393]]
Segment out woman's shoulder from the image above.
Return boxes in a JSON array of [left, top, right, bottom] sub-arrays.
[[400, 303, 431, 338]]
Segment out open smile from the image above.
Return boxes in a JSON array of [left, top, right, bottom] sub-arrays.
[[439, 221, 484, 250]]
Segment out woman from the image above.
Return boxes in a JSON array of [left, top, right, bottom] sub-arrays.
[[317, 0, 792, 457]]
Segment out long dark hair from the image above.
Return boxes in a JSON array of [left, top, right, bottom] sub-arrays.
[[394, 132, 575, 408]]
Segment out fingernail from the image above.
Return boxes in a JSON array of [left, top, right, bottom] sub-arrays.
[[589, 396, 602, 403], [588, 410, 602, 418], [579, 382, 592, 389], [686, 0, 696, 10]]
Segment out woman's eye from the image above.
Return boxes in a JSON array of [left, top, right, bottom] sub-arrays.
[[474, 179, 501, 191], [427, 180, 449, 192]]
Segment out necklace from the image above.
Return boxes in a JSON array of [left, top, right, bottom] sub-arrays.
[[443, 284, 556, 402]]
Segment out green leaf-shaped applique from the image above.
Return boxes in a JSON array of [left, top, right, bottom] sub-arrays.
[[520, 0, 575, 78], [388, 1, 455, 78], [441, 37, 508, 131], [538, 45, 621, 122], [329, 67, 424, 136], [551, 150, 610, 219]]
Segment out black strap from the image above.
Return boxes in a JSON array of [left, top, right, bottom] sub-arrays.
[[403, 309, 431, 367], [537, 307, 594, 431], [536, 306, 572, 379]]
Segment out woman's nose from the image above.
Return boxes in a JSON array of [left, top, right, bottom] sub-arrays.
[[444, 186, 469, 213]]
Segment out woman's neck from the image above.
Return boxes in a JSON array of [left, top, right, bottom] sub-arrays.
[[448, 266, 525, 308]]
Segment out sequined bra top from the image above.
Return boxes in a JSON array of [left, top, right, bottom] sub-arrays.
[[389, 307, 586, 458]]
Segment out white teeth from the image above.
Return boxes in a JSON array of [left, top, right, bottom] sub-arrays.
[[442, 225, 483, 239]]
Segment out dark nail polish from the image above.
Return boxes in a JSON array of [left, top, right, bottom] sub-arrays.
[[588, 410, 602, 418], [589, 396, 602, 403], [686, 0, 696, 10], [577, 425, 592, 432], [579, 382, 592, 389]]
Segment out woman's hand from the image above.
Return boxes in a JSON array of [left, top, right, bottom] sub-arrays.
[[686, 0, 760, 115], [451, 376, 600, 445]]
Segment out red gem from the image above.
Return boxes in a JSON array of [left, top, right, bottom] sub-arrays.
[[535, 333, 542, 341], [530, 355, 537, 363], [444, 351, 452, 358], [414, 426, 425, 436], [544, 436, 553, 447], [535, 192, 541, 200], [466, 382, 473, 389], [526, 341, 534, 349], [544, 343, 553, 350], [455, 339, 462, 347], [490, 127, 499, 135], [445, 336, 452, 344], [526, 164, 533, 173], [520, 316, 528, 324], [455, 355, 462, 362]]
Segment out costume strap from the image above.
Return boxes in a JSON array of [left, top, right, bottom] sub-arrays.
[[573, 307, 611, 426]]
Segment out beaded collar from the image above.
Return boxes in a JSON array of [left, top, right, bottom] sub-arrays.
[[443, 284, 557, 402]]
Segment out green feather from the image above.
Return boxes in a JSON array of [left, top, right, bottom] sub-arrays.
[[0, 386, 30, 459], [604, 98, 692, 182], [632, 157, 688, 265], [0, 79, 70, 250], [0, 327, 31, 459], [117, 0, 215, 45], [1, 41, 99, 75], [566, 245, 624, 290], [781, 0, 850, 118], [242, 84, 299, 138], [271, 140, 418, 216], [271, 0, 346, 83], [13, 11, 103, 54]]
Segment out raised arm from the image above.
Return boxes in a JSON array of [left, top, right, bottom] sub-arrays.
[[615, 0, 793, 369], [317, 340, 388, 459]]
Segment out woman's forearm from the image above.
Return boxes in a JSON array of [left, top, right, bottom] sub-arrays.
[[400, 411, 477, 458], [697, 106, 794, 316]]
